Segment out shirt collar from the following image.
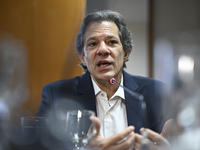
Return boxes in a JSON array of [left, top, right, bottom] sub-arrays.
[[91, 76, 101, 95], [91, 75, 125, 100]]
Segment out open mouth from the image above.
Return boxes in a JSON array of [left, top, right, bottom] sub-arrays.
[[97, 61, 111, 68]]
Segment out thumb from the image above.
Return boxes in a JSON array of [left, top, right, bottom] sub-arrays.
[[90, 116, 101, 136]]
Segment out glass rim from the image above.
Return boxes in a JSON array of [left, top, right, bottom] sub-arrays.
[[67, 109, 95, 116], [21, 116, 47, 120]]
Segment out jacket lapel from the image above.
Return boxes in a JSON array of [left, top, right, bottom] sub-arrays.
[[77, 71, 143, 132], [123, 71, 143, 133], [78, 71, 97, 115]]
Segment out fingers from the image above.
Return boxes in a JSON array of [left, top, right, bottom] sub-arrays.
[[134, 133, 143, 149], [111, 132, 135, 150], [135, 133, 143, 143], [105, 126, 135, 145], [100, 126, 135, 150], [90, 116, 101, 136], [88, 126, 135, 150], [161, 119, 173, 138], [140, 128, 170, 147]]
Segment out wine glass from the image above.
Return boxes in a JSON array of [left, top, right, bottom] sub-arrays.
[[65, 110, 96, 149]]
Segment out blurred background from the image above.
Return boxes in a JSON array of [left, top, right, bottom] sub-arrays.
[[0, 0, 199, 117], [0, 0, 200, 149]]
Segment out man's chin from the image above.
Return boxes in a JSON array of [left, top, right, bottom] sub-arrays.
[[97, 74, 115, 82]]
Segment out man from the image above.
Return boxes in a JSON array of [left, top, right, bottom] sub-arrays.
[[38, 10, 170, 149]]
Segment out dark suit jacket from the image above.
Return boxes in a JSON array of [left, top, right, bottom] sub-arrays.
[[38, 70, 166, 134]]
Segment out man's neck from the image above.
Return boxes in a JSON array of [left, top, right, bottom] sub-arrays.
[[91, 76, 122, 100], [100, 83, 119, 100]]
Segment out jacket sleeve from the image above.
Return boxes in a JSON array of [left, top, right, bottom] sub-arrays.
[[37, 84, 54, 118]]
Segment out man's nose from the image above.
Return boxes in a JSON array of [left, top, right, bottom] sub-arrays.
[[96, 42, 110, 55]]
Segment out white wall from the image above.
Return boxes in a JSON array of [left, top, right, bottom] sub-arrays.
[[125, 22, 148, 76]]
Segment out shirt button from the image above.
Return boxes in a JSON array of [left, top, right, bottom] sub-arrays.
[[101, 93, 104, 97], [106, 111, 110, 115]]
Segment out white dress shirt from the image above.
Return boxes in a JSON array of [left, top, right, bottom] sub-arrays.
[[91, 75, 128, 138]]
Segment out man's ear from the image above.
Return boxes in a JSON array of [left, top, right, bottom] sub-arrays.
[[79, 54, 86, 66], [124, 49, 131, 62]]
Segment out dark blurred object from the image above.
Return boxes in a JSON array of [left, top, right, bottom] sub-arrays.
[[86, 0, 107, 14]]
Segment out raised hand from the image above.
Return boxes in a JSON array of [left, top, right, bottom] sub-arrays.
[[134, 128, 170, 150], [87, 116, 135, 150]]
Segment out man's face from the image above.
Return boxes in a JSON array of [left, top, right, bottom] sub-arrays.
[[80, 21, 130, 84]]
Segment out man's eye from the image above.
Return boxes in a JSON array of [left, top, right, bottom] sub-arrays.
[[88, 42, 97, 47], [109, 40, 117, 45]]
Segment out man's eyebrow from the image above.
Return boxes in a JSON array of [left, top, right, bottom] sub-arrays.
[[106, 35, 119, 40], [85, 37, 97, 43], [86, 35, 119, 42]]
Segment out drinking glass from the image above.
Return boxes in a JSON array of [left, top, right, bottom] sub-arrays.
[[65, 110, 96, 149], [20, 117, 48, 147]]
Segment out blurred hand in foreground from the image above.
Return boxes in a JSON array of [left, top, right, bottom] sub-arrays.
[[134, 120, 171, 150], [88, 116, 136, 150]]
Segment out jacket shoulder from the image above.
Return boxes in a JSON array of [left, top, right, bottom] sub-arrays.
[[132, 75, 164, 85], [45, 76, 80, 87], [42, 76, 82, 95], [124, 71, 165, 88]]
